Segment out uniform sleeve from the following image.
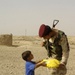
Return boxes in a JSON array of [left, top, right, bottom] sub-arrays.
[[60, 34, 70, 65]]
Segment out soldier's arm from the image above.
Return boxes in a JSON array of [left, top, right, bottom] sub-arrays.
[[60, 34, 70, 65]]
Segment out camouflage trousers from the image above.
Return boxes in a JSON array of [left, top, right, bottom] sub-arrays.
[[46, 66, 67, 75]]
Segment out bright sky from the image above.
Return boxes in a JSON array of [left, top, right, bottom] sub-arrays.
[[0, 0, 75, 36]]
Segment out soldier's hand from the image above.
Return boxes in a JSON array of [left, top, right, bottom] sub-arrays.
[[58, 64, 66, 70], [41, 42, 45, 46]]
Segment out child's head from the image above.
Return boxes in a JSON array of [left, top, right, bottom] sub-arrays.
[[22, 50, 34, 61]]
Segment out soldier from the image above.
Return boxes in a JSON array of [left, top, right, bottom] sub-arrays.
[[38, 24, 70, 75]]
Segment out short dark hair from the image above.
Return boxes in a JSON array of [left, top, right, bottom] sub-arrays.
[[22, 50, 31, 61]]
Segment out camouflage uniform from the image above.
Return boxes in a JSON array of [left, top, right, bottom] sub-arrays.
[[43, 30, 70, 75]]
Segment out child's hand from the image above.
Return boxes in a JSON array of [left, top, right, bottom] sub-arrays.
[[40, 61, 46, 66]]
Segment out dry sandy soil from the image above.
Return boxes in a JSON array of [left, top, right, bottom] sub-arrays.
[[0, 36, 75, 75]]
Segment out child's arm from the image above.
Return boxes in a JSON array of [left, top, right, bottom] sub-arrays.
[[35, 61, 46, 69]]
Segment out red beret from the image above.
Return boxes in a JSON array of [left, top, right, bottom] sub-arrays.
[[39, 24, 52, 37]]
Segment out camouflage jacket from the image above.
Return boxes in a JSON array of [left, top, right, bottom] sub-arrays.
[[44, 30, 70, 65]]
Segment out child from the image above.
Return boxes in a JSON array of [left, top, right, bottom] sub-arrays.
[[22, 50, 45, 75]]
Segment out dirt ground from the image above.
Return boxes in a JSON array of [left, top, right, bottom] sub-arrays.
[[0, 36, 75, 75]]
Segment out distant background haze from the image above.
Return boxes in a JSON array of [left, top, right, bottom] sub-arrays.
[[0, 0, 75, 36]]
